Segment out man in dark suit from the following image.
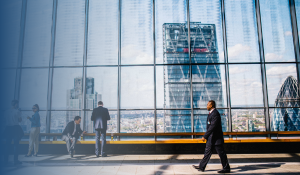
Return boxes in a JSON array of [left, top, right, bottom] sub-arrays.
[[62, 116, 86, 157], [193, 100, 230, 173], [91, 101, 110, 157]]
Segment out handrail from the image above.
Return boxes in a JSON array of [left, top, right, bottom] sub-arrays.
[[24, 131, 300, 137]]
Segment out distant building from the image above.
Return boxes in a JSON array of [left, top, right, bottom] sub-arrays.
[[162, 22, 226, 132], [246, 119, 255, 132], [66, 77, 101, 133], [272, 76, 300, 131]]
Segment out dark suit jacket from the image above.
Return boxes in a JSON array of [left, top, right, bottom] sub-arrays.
[[62, 121, 83, 139], [91, 106, 110, 130], [203, 109, 224, 146]]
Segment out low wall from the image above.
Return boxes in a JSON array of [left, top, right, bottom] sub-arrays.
[[11, 142, 300, 155]]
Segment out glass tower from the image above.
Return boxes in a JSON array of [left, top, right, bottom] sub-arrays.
[[163, 22, 226, 132], [272, 76, 300, 131]]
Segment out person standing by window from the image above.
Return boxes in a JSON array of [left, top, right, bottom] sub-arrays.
[[25, 104, 41, 157], [4, 100, 23, 165]]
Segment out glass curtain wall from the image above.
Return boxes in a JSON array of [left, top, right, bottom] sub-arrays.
[[2, 0, 300, 135]]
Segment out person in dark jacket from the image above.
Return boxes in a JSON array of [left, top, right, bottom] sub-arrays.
[[193, 100, 230, 173], [91, 101, 110, 157], [62, 116, 86, 157]]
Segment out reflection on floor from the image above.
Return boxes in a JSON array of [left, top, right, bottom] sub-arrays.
[[2, 153, 300, 175]]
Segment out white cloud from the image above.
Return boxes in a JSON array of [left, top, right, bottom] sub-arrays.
[[266, 65, 296, 76], [265, 53, 283, 62], [122, 45, 153, 64], [285, 31, 292, 36], [228, 44, 251, 57], [251, 81, 262, 87], [229, 67, 249, 74]]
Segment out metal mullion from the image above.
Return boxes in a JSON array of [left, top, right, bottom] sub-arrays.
[[221, 0, 232, 132], [117, 0, 121, 137], [82, 0, 89, 132], [255, 0, 270, 132], [290, 0, 300, 101], [46, 0, 58, 134], [153, 0, 157, 139], [269, 106, 300, 109], [14, 0, 27, 101], [187, 0, 193, 135]]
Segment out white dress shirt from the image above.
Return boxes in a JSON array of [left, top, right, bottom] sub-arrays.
[[5, 108, 21, 126]]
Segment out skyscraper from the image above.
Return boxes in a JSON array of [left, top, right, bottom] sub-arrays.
[[272, 76, 300, 131], [66, 77, 101, 133], [163, 22, 226, 132]]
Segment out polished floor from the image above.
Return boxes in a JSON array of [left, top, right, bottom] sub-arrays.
[[2, 153, 300, 175]]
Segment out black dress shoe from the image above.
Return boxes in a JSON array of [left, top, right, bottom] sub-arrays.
[[217, 169, 230, 173], [198, 168, 204, 172], [192, 165, 200, 169], [101, 154, 107, 157]]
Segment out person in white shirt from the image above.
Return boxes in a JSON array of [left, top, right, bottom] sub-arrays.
[[4, 100, 24, 165]]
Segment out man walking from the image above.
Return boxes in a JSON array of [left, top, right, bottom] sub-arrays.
[[193, 100, 230, 173], [62, 116, 86, 157], [91, 101, 110, 157]]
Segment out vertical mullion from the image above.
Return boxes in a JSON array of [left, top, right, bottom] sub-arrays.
[[14, 0, 27, 101], [255, 0, 270, 132], [153, 0, 157, 137], [187, 0, 193, 135], [82, 0, 89, 133], [117, 0, 121, 136], [46, 0, 58, 133], [221, 0, 232, 132], [290, 0, 300, 100]]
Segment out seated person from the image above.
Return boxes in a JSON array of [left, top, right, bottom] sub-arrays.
[[62, 116, 86, 157]]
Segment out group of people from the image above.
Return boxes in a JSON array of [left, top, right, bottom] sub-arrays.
[[3, 100, 40, 164], [3, 99, 231, 173], [61, 101, 110, 158]]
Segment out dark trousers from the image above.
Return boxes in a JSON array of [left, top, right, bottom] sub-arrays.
[[4, 137, 19, 162], [199, 144, 230, 171], [95, 129, 106, 156]]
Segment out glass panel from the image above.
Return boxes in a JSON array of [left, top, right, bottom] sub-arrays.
[[120, 110, 154, 133], [155, 0, 187, 64], [54, 0, 85, 66], [295, 0, 300, 50], [121, 66, 154, 109], [85, 111, 117, 133], [19, 69, 48, 110], [192, 65, 227, 108], [156, 110, 191, 133], [189, 0, 224, 63], [225, 0, 260, 62], [22, 0, 53, 67], [0, 0, 22, 68], [50, 111, 83, 133], [20, 111, 46, 133], [86, 67, 118, 109], [156, 65, 190, 109], [260, 0, 295, 62], [270, 108, 300, 131], [232, 109, 266, 132], [87, 0, 118, 65], [194, 109, 228, 132], [0, 69, 16, 110], [229, 64, 264, 107], [52, 68, 83, 110], [266, 64, 298, 107], [121, 0, 153, 64]]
